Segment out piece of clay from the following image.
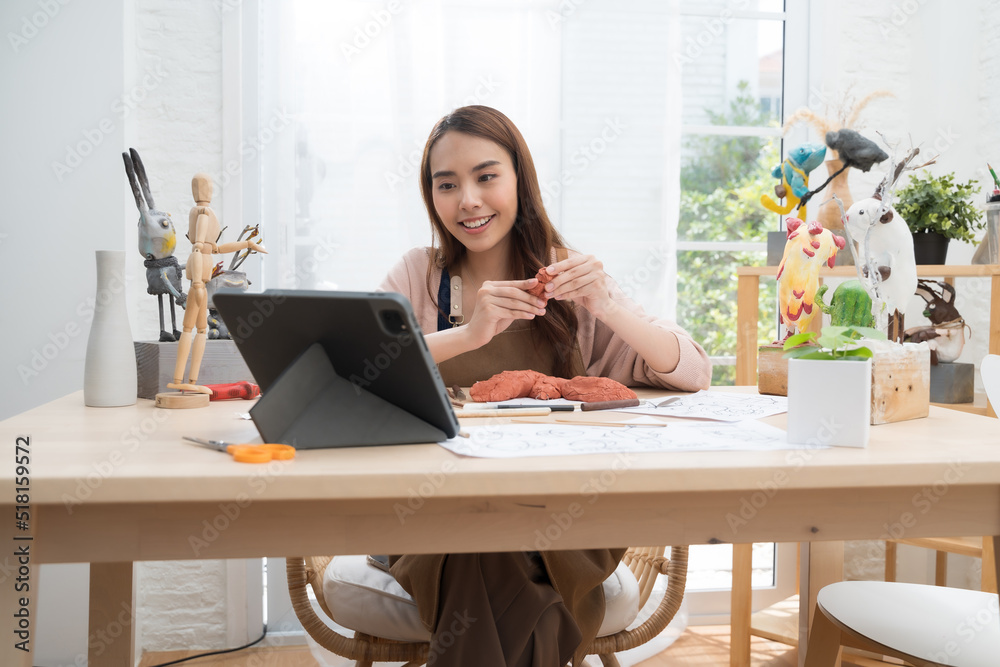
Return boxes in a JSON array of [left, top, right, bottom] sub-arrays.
[[530, 375, 567, 400], [526, 266, 556, 302], [560, 376, 637, 402], [470, 370, 548, 402], [469, 370, 635, 403]]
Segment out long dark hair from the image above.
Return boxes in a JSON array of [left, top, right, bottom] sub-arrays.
[[420, 105, 579, 377]]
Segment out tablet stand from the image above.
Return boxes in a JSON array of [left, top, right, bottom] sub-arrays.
[[249, 343, 450, 448]]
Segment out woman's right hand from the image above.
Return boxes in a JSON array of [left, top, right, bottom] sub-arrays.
[[462, 278, 547, 349]]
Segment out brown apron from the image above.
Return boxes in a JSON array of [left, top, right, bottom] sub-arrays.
[[438, 318, 585, 387], [437, 248, 586, 387], [390, 259, 624, 665]]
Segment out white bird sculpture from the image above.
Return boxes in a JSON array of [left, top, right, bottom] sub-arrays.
[[844, 196, 917, 333]]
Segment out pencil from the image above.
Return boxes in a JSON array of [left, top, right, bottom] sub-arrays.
[[989, 163, 1000, 190]]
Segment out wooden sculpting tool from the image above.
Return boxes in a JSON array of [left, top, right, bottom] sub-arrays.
[[580, 398, 641, 411], [458, 408, 552, 418]]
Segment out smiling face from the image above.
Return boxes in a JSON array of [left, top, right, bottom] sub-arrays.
[[428, 131, 519, 260]]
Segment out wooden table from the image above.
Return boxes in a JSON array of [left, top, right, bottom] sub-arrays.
[[2, 389, 999, 667], [736, 264, 1000, 417]]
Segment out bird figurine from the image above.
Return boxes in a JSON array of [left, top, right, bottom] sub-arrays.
[[825, 129, 889, 173], [844, 195, 918, 338], [777, 218, 846, 337], [761, 143, 827, 221]]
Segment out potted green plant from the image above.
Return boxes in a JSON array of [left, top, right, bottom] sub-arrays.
[[783, 325, 887, 448], [895, 171, 984, 264]]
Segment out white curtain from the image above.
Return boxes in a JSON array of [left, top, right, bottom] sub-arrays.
[[260, 0, 682, 318]]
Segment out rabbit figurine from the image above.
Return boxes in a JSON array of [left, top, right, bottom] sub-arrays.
[[122, 148, 186, 342]]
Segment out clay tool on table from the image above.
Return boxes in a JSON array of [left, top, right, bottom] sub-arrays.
[[580, 398, 641, 411], [204, 381, 261, 400], [554, 417, 667, 428], [457, 408, 553, 418], [464, 404, 576, 411]]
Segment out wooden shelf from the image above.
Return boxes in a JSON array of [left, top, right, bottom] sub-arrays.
[[735, 264, 1000, 418], [737, 264, 1000, 277], [933, 391, 990, 416]]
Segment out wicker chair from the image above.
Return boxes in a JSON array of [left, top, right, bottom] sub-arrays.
[[287, 546, 688, 667]]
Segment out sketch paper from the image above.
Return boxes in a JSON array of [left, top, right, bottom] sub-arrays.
[[439, 419, 815, 459], [617, 390, 788, 422]]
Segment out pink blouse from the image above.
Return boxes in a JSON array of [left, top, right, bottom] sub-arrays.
[[379, 246, 712, 391]]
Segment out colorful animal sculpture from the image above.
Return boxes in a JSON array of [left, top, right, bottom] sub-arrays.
[[815, 280, 875, 328], [904, 280, 968, 364], [777, 218, 846, 336], [122, 148, 186, 342], [761, 143, 827, 221], [844, 195, 918, 329]]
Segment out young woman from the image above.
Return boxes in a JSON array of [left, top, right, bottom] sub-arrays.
[[379, 106, 711, 667]]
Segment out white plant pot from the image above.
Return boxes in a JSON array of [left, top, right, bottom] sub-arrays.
[[786, 357, 871, 448]]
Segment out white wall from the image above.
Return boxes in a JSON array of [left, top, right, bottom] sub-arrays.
[[2, 1, 128, 664], [1, 0, 129, 419], [808, 0, 999, 589], [1, 0, 236, 663]]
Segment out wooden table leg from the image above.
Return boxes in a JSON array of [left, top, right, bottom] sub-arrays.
[[730, 543, 753, 667], [89, 562, 137, 667], [798, 541, 843, 667], [736, 274, 760, 386]]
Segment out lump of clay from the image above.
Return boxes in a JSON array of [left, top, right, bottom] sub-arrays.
[[529, 374, 566, 400], [469, 370, 635, 403], [561, 376, 637, 402], [526, 266, 556, 302], [470, 370, 548, 402]]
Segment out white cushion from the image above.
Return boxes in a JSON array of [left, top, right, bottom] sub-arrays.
[[819, 581, 1000, 667], [323, 555, 641, 642]]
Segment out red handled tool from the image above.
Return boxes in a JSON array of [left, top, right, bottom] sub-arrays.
[[204, 381, 260, 401]]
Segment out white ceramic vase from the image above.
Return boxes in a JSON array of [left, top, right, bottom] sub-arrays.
[[786, 357, 871, 448], [84, 250, 138, 407]]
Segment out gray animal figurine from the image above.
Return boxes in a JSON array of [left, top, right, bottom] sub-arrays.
[[203, 224, 260, 339], [122, 148, 186, 342]]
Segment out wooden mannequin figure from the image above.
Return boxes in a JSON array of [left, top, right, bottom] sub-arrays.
[[156, 173, 266, 409]]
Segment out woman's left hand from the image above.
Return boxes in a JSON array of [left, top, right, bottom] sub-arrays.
[[543, 254, 615, 319]]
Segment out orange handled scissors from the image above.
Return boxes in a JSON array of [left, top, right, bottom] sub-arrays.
[[183, 436, 296, 463]]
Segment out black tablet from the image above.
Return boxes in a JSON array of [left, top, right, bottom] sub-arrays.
[[213, 289, 460, 448]]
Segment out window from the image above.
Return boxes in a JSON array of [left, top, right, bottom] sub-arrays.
[[674, 0, 802, 613], [255, 0, 684, 317]]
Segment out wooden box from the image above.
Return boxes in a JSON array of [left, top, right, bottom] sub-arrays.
[[759, 341, 931, 424], [135, 340, 255, 399], [757, 344, 789, 396], [869, 342, 930, 425]]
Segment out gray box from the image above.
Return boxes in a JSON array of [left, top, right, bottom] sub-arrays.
[[135, 340, 255, 399], [929, 361, 975, 404]]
